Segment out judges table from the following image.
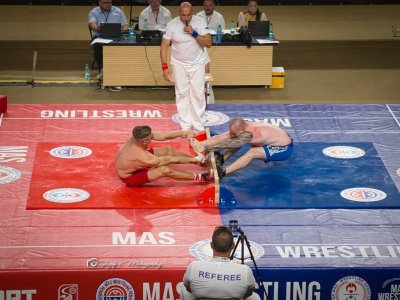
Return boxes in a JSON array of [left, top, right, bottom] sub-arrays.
[[102, 36, 277, 87]]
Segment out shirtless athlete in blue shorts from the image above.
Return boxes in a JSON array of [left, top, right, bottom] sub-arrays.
[[190, 117, 293, 178]]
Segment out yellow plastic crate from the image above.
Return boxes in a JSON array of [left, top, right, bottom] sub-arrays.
[[271, 66, 285, 89]]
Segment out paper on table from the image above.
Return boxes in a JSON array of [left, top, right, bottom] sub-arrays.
[[90, 38, 114, 45], [208, 29, 236, 35], [256, 39, 280, 44]]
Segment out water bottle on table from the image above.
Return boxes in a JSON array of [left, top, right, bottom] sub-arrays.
[[84, 64, 90, 81], [268, 23, 274, 40], [129, 24, 136, 41], [144, 18, 148, 31], [230, 20, 235, 34], [216, 24, 223, 43]]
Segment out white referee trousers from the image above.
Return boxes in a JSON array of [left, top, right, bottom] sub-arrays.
[[173, 63, 206, 131]]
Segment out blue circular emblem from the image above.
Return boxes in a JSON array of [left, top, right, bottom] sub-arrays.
[[172, 110, 229, 127], [43, 188, 90, 203], [340, 187, 387, 202], [0, 166, 21, 184], [50, 146, 92, 159]]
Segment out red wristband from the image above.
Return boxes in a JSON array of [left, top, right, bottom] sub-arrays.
[[162, 63, 168, 71]]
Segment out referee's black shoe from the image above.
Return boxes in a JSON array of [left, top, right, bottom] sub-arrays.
[[214, 151, 224, 165]]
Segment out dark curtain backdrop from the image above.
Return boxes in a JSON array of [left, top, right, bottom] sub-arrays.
[[2, 0, 399, 5]]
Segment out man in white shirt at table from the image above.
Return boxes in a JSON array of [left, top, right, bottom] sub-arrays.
[[196, 0, 224, 75], [160, 2, 211, 133], [196, 0, 225, 31], [139, 0, 172, 30]]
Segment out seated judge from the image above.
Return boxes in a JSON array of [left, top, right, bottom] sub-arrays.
[[196, 0, 225, 31], [196, 0, 224, 74], [238, 0, 267, 28], [88, 0, 128, 77], [138, 0, 172, 30]]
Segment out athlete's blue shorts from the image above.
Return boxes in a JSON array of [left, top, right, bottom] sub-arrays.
[[263, 141, 293, 162]]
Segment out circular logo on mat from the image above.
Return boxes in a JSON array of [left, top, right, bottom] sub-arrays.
[[43, 188, 90, 203], [331, 276, 371, 300], [50, 146, 92, 159], [96, 278, 135, 300], [0, 166, 21, 184], [172, 110, 229, 127], [323, 146, 365, 159], [340, 188, 386, 202], [189, 239, 264, 262]]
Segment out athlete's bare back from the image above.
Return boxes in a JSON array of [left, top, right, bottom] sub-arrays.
[[242, 122, 291, 147]]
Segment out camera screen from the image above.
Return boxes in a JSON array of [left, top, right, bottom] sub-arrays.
[[229, 220, 238, 237]]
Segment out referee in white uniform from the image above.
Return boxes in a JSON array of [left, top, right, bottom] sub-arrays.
[[160, 2, 211, 132], [180, 226, 260, 299]]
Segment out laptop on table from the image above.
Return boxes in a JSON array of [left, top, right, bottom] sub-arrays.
[[100, 23, 122, 40], [248, 21, 270, 36]]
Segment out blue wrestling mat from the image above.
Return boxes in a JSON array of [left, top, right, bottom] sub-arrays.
[[219, 142, 399, 209], [215, 104, 400, 298], [205, 104, 400, 209]]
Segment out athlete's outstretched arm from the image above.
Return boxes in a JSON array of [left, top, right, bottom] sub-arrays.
[[192, 132, 253, 152], [190, 131, 232, 152], [153, 130, 194, 141], [204, 131, 253, 151]]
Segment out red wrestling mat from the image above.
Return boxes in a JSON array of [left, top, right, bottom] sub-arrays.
[[27, 141, 216, 209]]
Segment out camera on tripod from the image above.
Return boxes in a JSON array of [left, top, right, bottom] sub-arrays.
[[227, 219, 269, 300]]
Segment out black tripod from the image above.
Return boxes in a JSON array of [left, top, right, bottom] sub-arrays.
[[230, 228, 269, 300]]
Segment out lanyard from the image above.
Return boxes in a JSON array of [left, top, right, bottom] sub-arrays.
[[152, 10, 159, 24], [101, 8, 110, 23]]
